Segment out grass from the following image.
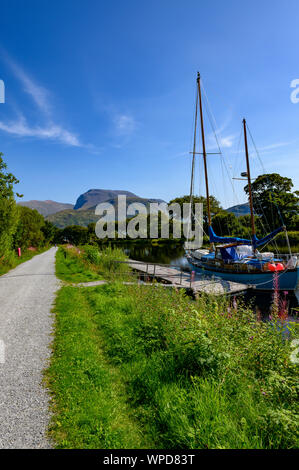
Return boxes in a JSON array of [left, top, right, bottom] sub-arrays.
[[47, 276, 299, 449], [56, 245, 132, 283], [56, 246, 103, 283], [46, 286, 154, 449], [0, 246, 51, 276]]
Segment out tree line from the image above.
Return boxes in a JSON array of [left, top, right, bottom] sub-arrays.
[[0, 153, 58, 265]]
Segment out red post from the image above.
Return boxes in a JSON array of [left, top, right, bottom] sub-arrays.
[[17, 247, 21, 257], [190, 270, 195, 288]]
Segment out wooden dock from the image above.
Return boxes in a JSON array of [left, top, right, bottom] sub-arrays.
[[128, 259, 249, 296]]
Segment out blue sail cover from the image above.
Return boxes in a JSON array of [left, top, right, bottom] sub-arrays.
[[208, 225, 284, 248]]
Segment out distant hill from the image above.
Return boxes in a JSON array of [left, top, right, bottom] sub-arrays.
[[74, 189, 140, 211], [46, 208, 99, 228], [226, 203, 251, 217], [18, 200, 73, 217]]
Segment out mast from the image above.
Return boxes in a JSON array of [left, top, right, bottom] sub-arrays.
[[197, 72, 212, 227], [243, 118, 256, 247], [187, 80, 199, 245], [189, 80, 199, 220]]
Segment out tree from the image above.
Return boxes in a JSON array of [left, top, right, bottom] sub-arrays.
[[168, 195, 222, 233], [13, 206, 45, 249], [212, 211, 240, 236], [58, 225, 89, 245], [41, 220, 59, 244], [244, 173, 299, 231], [0, 153, 20, 261]]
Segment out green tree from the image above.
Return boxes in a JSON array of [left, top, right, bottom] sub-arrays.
[[245, 173, 299, 231], [59, 225, 89, 245], [13, 206, 45, 249], [212, 211, 240, 236], [169, 195, 222, 233], [0, 153, 20, 261], [41, 220, 59, 244]]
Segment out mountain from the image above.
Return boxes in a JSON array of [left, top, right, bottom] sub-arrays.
[[47, 197, 166, 228], [46, 208, 99, 228], [45, 189, 165, 228], [226, 203, 251, 217], [74, 189, 140, 210], [17, 200, 73, 217]]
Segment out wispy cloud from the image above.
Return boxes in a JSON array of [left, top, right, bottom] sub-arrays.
[[0, 116, 81, 146], [5, 56, 51, 115], [229, 140, 295, 157], [113, 113, 137, 136], [257, 141, 294, 153], [218, 134, 236, 149], [206, 110, 237, 150], [207, 131, 237, 150], [0, 51, 84, 147]]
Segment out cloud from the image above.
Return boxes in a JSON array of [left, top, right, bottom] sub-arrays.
[[205, 110, 236, 150], [218, 134, 236, 148], [0, 51, 85, 147], [113, 113, 137, 136], [207, 132, 237, 150], [5, 57, 51, 115], [0, 116, 81, 146], [257, 141, 293, 153]]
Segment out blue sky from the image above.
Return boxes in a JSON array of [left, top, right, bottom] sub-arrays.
[[0, 0, 298, 208]]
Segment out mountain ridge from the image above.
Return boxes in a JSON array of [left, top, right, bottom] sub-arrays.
[[74, 189, 141, 211], [226, 202, 251, 217], [17, 200, 74, 217]]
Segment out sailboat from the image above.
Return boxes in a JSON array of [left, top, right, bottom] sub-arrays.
[[186, 73, 299, 291]]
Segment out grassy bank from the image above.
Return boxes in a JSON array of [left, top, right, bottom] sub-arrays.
[[0, 246, 51, 276], [56, 245, 131, 283], [47, 274, 299, 448]]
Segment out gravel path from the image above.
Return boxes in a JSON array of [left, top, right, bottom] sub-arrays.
[[0, 247, 59, 449]]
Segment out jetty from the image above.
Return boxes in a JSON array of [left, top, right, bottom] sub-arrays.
[[126, 259, 249, 296]]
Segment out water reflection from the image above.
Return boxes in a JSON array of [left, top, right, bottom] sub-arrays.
[[118, 241, 187, 266]]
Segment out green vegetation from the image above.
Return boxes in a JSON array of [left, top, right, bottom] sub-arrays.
[[0, 153, 21, 266], [245, 173, 299, 231], [56, 246, 103, 283], [46, 208, 99, 229], [0, 153, 61, 274], [268, 231, 299, 254], [47, 252, 299, 448], [14, 205, 48, 249], [46, 286, 153, 448], [56, 245, 130, 283]]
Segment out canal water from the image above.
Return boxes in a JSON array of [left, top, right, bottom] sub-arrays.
[[111, 241, 299, 320]]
